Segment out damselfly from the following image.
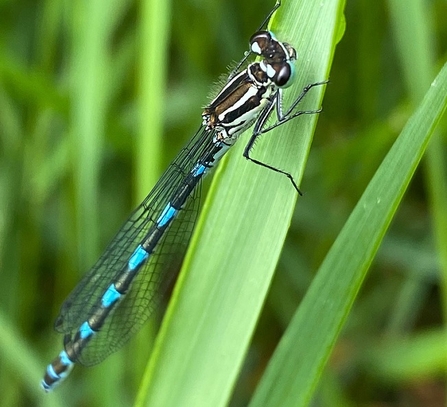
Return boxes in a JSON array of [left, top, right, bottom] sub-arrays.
[[42, 1, 327, 391]]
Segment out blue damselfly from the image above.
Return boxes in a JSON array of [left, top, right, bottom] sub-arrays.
[[42, 1, 327, 391]]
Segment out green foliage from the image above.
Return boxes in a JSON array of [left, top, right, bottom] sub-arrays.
[[0, 0, 445, 406]]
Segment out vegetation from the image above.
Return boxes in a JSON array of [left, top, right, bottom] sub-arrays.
[[0, 0, 445, 406]]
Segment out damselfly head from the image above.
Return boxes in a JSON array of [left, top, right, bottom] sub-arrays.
[[250, 31, 276, 57], [249, 30, 296, 63], [250, 30, 296, 88]]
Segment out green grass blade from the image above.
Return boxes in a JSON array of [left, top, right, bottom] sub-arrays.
[[0, 309, 64, 407], [136, 0, 171, 198], [366, 328, 447, 381], [249, 62, 447, 407], [136, 0, 341, 406], [389, 0, 447, 331], [70, 0, 109, 264]]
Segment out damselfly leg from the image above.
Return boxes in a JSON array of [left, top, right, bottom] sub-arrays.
[[243, 80, 329, 194]]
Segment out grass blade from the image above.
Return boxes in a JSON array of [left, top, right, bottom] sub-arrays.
[[136, 0, 341, 405], [249, 62, 447, 407]]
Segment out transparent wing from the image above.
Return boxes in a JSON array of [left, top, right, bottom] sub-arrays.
[[54, 125, 215, 366]]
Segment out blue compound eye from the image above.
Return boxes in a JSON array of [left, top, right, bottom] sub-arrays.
[[264, 61, 295, 88], [275, 62, 294, 87]]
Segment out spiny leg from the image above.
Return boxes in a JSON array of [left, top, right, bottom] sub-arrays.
[[265, 80, 329, 132], [243, 80, 328, 193]]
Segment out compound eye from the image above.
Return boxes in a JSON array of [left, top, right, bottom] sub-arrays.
[[249, 30, 272, 55], [275, 63, 294, 87]]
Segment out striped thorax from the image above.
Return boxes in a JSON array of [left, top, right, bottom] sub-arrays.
[[203, 64, 274, 142], [202, 32, 297, 143]]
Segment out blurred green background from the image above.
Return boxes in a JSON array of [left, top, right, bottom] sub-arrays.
[[0, 0, 446, 406]]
